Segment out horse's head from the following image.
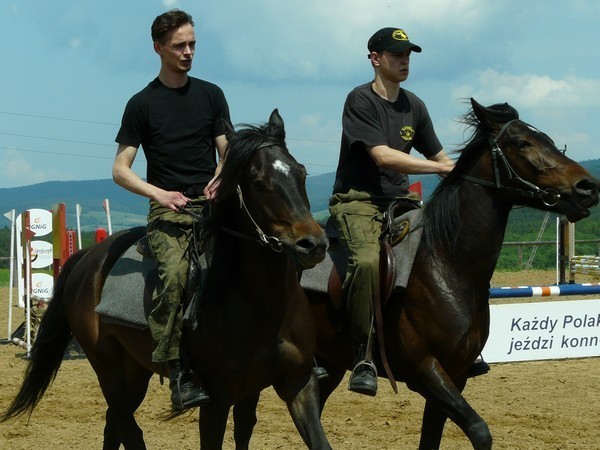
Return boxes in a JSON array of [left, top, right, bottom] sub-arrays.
[[213, 109, 327, 269], [466, 98, 598, 222]]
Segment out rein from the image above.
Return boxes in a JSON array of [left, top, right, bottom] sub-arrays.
[[462, 119, 561, 207]]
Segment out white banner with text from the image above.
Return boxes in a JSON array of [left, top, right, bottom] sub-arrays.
[[482, 299, 600, 363]]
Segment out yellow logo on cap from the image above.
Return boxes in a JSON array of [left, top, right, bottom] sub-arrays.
[[392, 29, 409, 41], [400, 126, 415, 141]]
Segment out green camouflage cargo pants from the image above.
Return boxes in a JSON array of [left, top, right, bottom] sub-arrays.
[[329, 189, 390, 344], [146, 198, 206, 363]]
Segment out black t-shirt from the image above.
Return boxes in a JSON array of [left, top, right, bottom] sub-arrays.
[[115, 77, 231, 191], [332, 82, 442, 197]]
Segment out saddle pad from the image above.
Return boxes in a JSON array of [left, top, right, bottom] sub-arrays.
[[96, 244, 158, 329], [300, 208, 424, 293]]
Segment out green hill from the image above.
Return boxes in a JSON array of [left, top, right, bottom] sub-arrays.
[[0, 159, 598, 270]]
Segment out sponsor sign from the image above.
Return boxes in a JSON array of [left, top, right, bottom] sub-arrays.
[[16, 208, 52, 236], [30, 240, 53, 269], [31, 273, 54, 300]]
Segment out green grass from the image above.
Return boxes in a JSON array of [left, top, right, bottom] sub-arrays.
[[0, 269, 8, 287]]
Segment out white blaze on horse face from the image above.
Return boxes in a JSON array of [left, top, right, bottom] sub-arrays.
[[272, 159, 291, 176]]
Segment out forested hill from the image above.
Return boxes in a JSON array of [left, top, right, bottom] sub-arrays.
[[0, 159, 598, 233]]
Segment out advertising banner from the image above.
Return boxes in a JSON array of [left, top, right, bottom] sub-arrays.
[[482, 299, 600, 362]]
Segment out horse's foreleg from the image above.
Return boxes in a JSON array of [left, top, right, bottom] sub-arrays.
[[410, 367, 491, 450], [314, 359, 346, 415], [232, 393, 260, 450], [276, 374, 332, 450], [418, 399, 447, 450], [199, 402, 230, 450]]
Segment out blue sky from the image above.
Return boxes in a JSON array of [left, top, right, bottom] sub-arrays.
[[1, 0, 599, 189]]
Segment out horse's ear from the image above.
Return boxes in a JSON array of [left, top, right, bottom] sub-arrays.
[[267, 109, 286, 142], [470, 98, 498, 132], [471, 98, 519, 134]]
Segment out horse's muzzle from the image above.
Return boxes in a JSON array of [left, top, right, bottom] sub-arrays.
[[284, 235, 328, 269]]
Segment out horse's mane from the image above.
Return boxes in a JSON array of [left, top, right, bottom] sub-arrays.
[[203, 124, 283, 234], [198, 123, 285, 305], [421, 102, 519, 256]]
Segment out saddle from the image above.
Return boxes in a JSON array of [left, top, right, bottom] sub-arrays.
[[326, 198, 419, 310]]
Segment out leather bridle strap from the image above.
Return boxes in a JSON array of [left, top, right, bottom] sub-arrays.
[[462, 119, 561, 207]]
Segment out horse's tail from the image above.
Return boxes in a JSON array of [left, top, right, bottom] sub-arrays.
[[1, 247, 92, 422]]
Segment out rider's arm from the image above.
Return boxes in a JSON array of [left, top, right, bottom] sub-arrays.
[[204, 134, 228, 199], [367, 145, 454, 176], [112, 143, 190, 211]]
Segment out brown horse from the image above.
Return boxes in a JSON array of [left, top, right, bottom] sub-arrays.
[[232, 99, 600, 449], [1, 110, 332, 449]]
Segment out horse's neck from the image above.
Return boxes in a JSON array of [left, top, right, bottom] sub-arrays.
[[238, 241, 299, 300], [453, 180, 512, 280]]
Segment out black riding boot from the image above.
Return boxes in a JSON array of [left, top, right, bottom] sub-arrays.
[[348, 342, 378, 396], [313, 358, 329, 381], [167, 360, 210, 410], [468, 355, 491, 378]]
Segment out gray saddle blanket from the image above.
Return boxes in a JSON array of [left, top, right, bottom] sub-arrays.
[[96, 243, 208, 329], [300, 208, 424, 293], [96, 244, 158, 329]]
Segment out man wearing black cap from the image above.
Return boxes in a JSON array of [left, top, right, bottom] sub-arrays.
[[328, 27, 454, 396]]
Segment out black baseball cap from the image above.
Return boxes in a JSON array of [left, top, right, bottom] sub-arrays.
[[367, 27, 422, 54]]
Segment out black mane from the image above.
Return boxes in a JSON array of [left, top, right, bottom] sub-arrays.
[[203, 123, 283, 237], [422, 102, 519, 256], [198, 122, 285, 305]]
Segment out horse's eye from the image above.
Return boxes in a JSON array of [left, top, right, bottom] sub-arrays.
[[251, 179, 271, 192], [516, 140, 531, 150]]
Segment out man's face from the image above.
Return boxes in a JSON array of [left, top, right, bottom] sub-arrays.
[[155, 23, 196, 73], [372, 50, 411, 83]]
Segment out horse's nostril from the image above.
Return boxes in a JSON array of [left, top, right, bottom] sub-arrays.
[[574, 178, 599, 196], [296, 237, 318, 252]]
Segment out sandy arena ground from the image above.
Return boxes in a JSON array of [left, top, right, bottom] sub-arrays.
[[0, 270, 599, 449]]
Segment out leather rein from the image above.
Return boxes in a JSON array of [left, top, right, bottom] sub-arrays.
[[462, 119, 561, 207]]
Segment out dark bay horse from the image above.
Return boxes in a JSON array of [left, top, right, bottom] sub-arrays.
[[1, 110, 331, 449], [307, 99, 599, 449], [232, 99, 599, 449]]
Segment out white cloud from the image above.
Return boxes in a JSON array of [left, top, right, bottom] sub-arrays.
[[69, 37, 82, 49], [0, 150, 75, 188], [162, 0, 180, 8], [452, 69, 600, 109]]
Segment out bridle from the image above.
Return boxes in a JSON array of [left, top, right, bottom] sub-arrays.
[[462, 119, 561, 207], [220, 184, 284, 252], [219, 141, 285, 252]]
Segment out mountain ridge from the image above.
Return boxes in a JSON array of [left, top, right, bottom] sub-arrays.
[[1, 158, 598, 231]]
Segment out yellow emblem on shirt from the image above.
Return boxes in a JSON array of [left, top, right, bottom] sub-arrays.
[[400, 126, 415, 141]]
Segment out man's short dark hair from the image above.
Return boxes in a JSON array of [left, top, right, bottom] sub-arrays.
[[151, 9, 194, 44]]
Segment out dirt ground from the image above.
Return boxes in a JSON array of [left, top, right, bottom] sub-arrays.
[[0, 270, 599, 449]]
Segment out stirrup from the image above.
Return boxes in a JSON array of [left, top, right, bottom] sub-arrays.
[[348, 360, 378, 396], [350, 359, 378, 377]]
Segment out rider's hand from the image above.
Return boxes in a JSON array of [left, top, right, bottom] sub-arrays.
[[154, 190, 191, 211]]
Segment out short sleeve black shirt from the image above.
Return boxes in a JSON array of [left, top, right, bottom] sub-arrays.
[[332, 82, 442, 197], [115, 77, 231, 191]]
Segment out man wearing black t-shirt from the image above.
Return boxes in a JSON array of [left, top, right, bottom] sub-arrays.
[[113, 9, 231, 410], [329, 27, 454, 396]]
